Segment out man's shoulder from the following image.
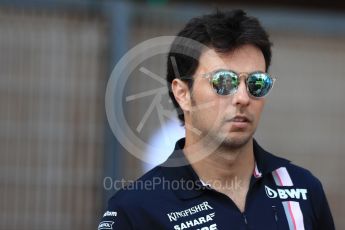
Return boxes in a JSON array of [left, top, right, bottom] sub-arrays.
[[282, 160, 324, 190], [255, 141, 324, 190], [260, 145, 323, 189], [108, 165, 166, 207], [99, 166, 172, 229]]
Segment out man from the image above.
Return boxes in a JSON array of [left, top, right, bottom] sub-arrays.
[[99, 10, 335, 229]]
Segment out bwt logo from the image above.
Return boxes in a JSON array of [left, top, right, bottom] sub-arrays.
[[265, 185, 308, 200]]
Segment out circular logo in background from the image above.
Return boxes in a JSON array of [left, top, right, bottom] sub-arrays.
[[105, 36, 227, 167]]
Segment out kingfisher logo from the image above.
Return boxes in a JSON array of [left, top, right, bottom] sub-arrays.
[[265, 185, 308, 200]]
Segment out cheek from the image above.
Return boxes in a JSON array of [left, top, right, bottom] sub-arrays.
[[253, 100, 265, 119], [192, 79, 219, 107], [190, 85, 224, 123]]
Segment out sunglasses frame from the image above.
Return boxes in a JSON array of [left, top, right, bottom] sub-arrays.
[[181, 69, 276, 99]]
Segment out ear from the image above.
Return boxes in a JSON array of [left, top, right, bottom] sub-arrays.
[[171, 79, 192, 112]]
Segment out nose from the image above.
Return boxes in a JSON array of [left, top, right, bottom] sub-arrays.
[[231, 81, 250, 107]]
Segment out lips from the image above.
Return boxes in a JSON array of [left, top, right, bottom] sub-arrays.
[[230, 115, 250, 123], [228, 115, 251, 130]]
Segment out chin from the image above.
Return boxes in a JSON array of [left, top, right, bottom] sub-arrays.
[[218, 133, 253, 149]]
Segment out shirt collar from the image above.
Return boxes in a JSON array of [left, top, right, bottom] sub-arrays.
[[252, 139, 291, 178], [160, 138, 290, 200]]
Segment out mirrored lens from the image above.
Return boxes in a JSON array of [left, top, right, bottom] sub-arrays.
[[211, 70, 238, 95], [247, 72, 273, 97]]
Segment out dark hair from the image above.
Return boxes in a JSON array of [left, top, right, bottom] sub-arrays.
[[166, 9, 272, 125]]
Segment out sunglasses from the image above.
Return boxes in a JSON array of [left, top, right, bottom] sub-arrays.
[[182, 69, 276, 98]]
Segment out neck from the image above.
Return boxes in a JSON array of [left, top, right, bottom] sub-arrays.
[[184, 136, 255, 187]]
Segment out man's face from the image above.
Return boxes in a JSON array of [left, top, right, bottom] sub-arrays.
[[187, 44, 266, 149]]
